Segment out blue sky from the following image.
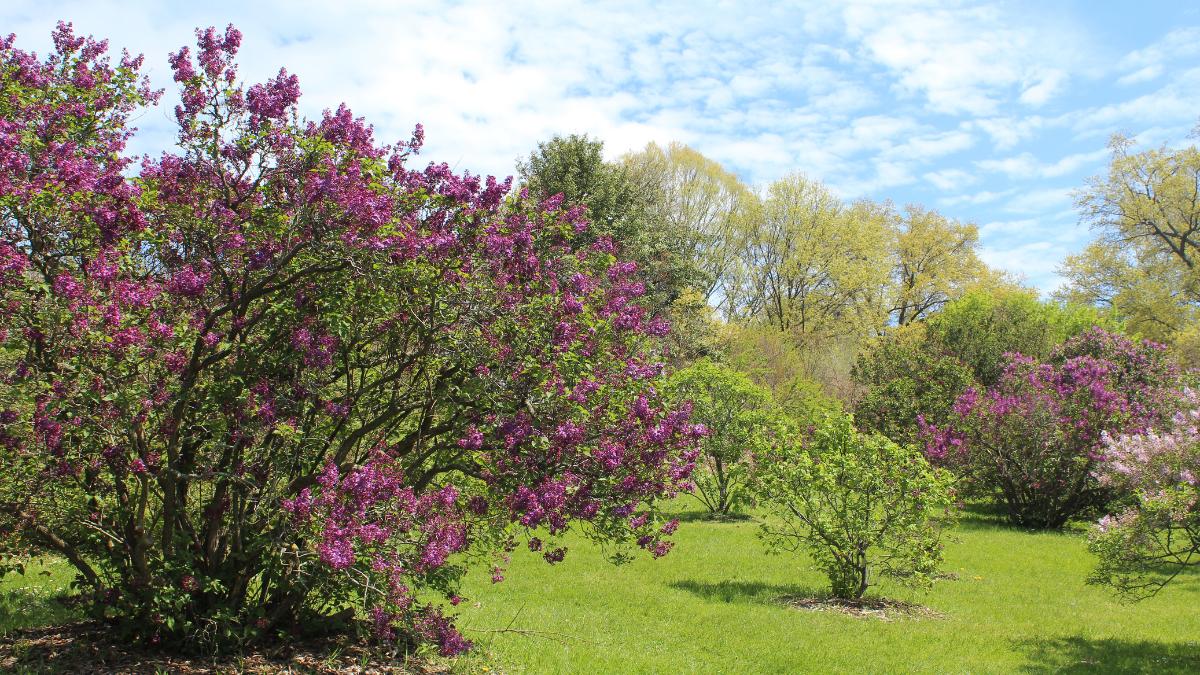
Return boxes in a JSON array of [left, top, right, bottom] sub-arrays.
[[5, 0, 1199, 291]]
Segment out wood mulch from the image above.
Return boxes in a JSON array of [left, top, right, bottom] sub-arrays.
[[0, 622, 446, 674], [776, 595, 946, 621]]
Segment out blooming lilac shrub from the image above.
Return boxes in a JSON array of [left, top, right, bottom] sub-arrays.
[[0, 24, 702, 655], [921, 329, 1178, 529], [754, 414, 957, 600], [1089, 388, 1200, 599]]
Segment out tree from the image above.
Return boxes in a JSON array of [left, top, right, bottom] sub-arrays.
[[516, 134, 690, 313], [1078, 134, 1200, 276], [754, 414, 956, 600], [736, 174, 890, 348], [1057, 237, 1200, 347], [665, 360, 773, 515], [622, 142, 752, 312], [1089, 388, 1200, 599], [889, 204, 986, 326], [925, 288, 1116, 387], [0, 25, 703, 656], [720, 324, 842, 425], [852, 322, 976, 448]]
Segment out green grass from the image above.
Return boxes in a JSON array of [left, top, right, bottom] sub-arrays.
[[450, 506, 1200, 674], [3, 508, 1198, 673], [0, 556, 81, 637]]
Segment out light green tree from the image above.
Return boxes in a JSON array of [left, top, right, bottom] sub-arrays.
[[665, 360, 775, 515], [623, 142, 753, 312], [737, 174, 891, 347], [889, 204, 987, 326], [754, 413, 957, 599]]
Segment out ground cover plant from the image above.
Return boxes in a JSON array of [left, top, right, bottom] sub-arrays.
[[0, 23, 704, 656]]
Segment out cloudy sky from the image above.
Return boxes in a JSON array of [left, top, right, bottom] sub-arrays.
[[4, 0, 1198, 291]]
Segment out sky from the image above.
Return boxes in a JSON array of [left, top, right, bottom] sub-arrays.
[[4, 0, 1199, 292]]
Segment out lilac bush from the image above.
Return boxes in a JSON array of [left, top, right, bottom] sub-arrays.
[[921, 329, 1178, 529], [1089, 388, 1200, 598], [0, 24, 702, 655]]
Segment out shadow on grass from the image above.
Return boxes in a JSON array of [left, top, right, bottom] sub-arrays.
[[672, 510, 756, 524], [0, 622, 395, 674], [954, 501, 1091, 535], [1016, 635, 1200, 674], [669, 579, 822, 605], [0, 587, 81, 637]]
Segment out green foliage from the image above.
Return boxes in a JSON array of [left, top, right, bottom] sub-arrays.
[[622, 142, 752, 310], [734, 175, 891, 348], [926, 288, 1118, 386], [853, 323, 976, 447], [517, 133, 692, 312], [1056, 240, 1199, 346], [721, 325, 842, 427], [753, 414, 957, 599], [888, 204, 987, 326], [666, 360, 774, 515]]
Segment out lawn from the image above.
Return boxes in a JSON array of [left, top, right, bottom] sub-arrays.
[[3, 507, 1198, 673], [450, 506, 1200, 674]]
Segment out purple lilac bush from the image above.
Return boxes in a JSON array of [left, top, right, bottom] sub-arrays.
[[0, 24, 702, 655], [920, 329, 1178, 529]]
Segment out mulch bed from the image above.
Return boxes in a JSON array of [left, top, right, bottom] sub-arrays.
[[776, 595, 946, 621], [0, 622, 445, 674]]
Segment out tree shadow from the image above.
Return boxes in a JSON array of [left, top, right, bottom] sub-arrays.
[[672, 510, 755, 524], [1016, 635, 1200, 674], [668, 579, 823, 605], [954, 501, 1091, 535]]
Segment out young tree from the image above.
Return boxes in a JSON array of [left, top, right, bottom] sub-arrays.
[[665, 360, 773, 515], [754, 414, 956, 600], [0, 25, 703, 655], [1089, 388, 1200, 599]]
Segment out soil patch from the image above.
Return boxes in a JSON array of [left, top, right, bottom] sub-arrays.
[[0, 622, 442, 674]]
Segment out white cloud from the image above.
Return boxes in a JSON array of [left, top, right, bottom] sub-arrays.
[[976, 148, 1108, 179], [840, 2, 1086, 115], [2, 0, 1196, 296], [1117, 26, 1200, 85], [924, 168, 977, 191]]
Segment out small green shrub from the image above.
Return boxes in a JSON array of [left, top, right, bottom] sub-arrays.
[[666, 360, 775, 515], [754, 414, 957, 599]]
